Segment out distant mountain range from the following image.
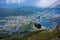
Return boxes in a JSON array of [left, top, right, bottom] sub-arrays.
[[0, 7, 43, 17], [0, 7, 60, 17]]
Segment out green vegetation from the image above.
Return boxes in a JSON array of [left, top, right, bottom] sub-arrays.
[[19, 21, 34, 31], [1, 31, 60, 40], [0, 21, 60, 40], [0, 34, 10, 39]]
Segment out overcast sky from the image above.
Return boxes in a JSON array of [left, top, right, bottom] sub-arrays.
[[0, 0, 59, 8]]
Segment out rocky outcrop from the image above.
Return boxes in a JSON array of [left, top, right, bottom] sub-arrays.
[[52, 23, 60, 33], [50, 23, 60, 40]]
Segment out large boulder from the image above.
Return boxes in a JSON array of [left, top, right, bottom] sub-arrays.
[[34, 23, 41, 29]]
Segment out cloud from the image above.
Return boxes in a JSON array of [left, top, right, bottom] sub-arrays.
[[35, 0, 58, 8], [5, 0, 26, 4]]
